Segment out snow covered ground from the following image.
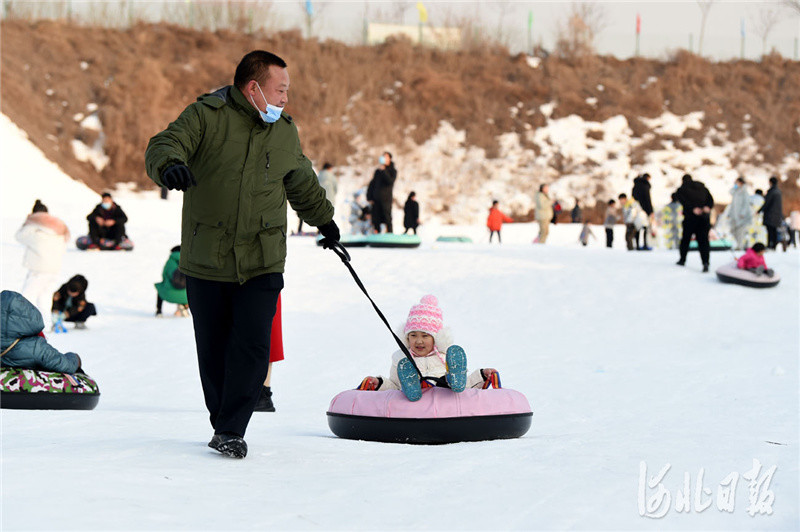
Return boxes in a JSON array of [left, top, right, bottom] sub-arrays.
[[1, 114, 798, 530]]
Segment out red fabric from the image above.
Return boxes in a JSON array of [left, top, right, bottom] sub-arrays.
[[269, 294, 284, 362], [38, 331, 46, 338], [486, 207, 513, 231], [737, 248, 767, 270]]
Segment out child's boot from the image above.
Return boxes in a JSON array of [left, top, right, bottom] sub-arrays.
[[445, 345, 468, 392], [397, 358, 422, 401]]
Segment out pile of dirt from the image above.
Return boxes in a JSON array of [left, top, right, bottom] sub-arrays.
[[2, 19, 799, 213]]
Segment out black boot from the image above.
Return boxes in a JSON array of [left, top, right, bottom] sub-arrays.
[[702, 263, 709, 273], [208, 433, 247, 458], [254, 386, 275, 412]]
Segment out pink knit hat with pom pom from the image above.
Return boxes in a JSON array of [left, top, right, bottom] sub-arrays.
[[404, 295, 444, 337]]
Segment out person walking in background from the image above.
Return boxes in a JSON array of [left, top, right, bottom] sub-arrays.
[[618, 193, 644, 251], [14, 200, 69, 317], [571, 199, 583, 223], [155, 245, 189, 317], [403, 191, 420, 235], [632, 173, 654, 250], [299, 162, 337, 234], [535, 184, 553, 243], [86, 192, 128, 249], [145, 50, 339, 459], [788, 210, 800, 248], [578, 222, 595, 246], [486, 200, 513, 243], [676, 174, 714, 272], [759, 176, 783, 250], [551, 199, 562, 225], [603, 199, 618, 248], [254, 294, 284, 413], [728, 176, 753, 250], [657, 193, 683, 250], [366, 152, 397, 233]]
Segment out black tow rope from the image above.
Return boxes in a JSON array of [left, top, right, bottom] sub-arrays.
[[325, 240, 428, 382]]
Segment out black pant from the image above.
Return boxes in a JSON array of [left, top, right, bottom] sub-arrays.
[[625, 224, 637, 250], [372, 200, 392, 233], [186, 273, 282, 437], [88, 219, 126, 244], [765, 225, 778, 250], [64, 302, 96, 323], [605, 228, 613, 248], [679, 215, 711, 265], [489, 230, 501, 243], [403, 227, 417, 235]]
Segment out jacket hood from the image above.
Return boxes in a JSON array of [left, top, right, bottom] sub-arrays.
[[1, 290, 45, 349]]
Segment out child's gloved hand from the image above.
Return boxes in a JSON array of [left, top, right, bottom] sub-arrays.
[[358, 376, 381, 391]]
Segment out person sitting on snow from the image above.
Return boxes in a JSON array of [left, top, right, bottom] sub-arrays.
[[736, 242, 774, 277], [359, 295, 498, 401], [86, 192, 128, 249], [1, 290, 83, 374], [154, 245, 189, 317], [51, 274, 97, 330]]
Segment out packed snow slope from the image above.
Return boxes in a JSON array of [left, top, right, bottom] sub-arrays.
[[1, 114, 798, 530]]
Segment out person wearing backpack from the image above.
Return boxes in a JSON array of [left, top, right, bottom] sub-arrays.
[[155, 246, 189, 317]]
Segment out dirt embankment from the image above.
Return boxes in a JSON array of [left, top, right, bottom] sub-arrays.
[[1, 19, 799, 212]]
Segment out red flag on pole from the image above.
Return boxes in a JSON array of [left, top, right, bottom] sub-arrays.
[[636, 13, 641, 35]]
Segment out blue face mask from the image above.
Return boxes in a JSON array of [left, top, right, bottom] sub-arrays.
[[101, 202, 112, 210], [379, 155, 386, 165], [251, 83, 283, 124]]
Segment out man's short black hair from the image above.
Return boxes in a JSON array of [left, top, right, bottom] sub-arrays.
[[234, 50, 287, 89], [608, 199, 616, 205], [618, 193, 627, 200], [322, 162, 333, 170], [769, 176, 779, 186], [101, 192, 112, 199]]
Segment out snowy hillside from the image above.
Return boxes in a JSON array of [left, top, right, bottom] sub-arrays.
[[1, 114, 798, 530], [336, 110, 800, 227]]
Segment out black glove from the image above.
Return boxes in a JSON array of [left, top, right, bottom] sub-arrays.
[[318, 220, 340, 249], [161, 164, 197, 191]]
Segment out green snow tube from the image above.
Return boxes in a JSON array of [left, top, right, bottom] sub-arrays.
[[317, 234, 420, 248], [689, 239, 733, 251], [436, 236, 473, 243]]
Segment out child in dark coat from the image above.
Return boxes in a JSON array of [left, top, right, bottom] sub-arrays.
[[51, 274, 96, 330], [403, 192, 420, 235]]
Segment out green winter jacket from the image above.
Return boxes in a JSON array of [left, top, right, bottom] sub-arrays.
[[145, 85, 334, 283], [154, 250, 188, 305]]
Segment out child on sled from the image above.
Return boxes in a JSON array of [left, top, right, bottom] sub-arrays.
[[736, 242, 775, 277], [360, 295, 499, 401]]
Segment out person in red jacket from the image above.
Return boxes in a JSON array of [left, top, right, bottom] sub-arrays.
[[254, 294, 284, 412], [736, 243, 774, 277], [486, 200, 513, 244]]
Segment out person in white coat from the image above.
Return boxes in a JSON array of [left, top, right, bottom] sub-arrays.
[[14, 200, 69, 316], [728, 177, 754, 250]]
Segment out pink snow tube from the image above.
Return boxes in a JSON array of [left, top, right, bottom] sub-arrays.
[[327, 387, 533, 444]]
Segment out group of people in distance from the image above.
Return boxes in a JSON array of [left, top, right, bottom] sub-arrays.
[[347, 153, 421, 236]]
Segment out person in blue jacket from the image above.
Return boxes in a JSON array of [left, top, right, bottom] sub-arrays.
[[1, 290, 82, 374]]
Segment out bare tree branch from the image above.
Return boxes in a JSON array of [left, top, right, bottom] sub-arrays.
[[696, 0, 716, 55], [555, 2, 607, 58], [783, 0, 800, 14], [750, 6, 783, 56]]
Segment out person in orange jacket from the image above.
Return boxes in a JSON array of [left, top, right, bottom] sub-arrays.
[[486, 200, 514, 243]]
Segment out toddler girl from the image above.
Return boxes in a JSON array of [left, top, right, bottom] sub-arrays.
[[360, 295, 498, 401], [736, 242, 774, 277]]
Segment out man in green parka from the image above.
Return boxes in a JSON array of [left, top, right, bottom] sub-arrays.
[[145, 50, 340, 458]]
